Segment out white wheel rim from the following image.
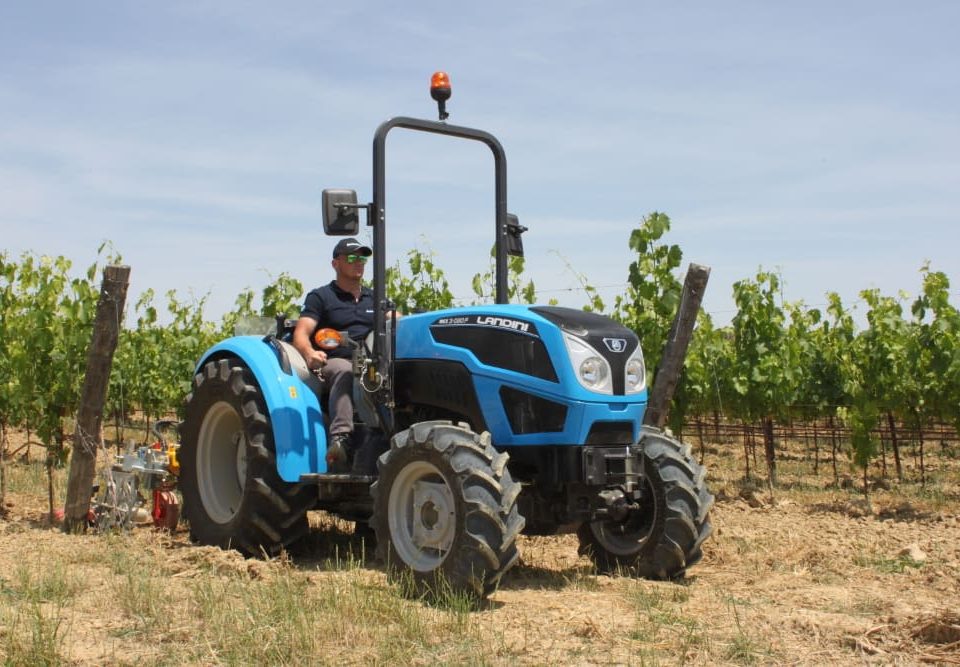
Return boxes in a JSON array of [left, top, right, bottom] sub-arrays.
[[196, 401, 246, 524], [387, 460, 457, 571]]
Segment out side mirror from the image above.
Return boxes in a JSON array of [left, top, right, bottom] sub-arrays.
[[322, 189, 361, 235], [506, 213, 527, 258]]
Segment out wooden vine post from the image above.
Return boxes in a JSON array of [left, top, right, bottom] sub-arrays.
[[644, 263, 711, 429], [63, 265, 130, 533]]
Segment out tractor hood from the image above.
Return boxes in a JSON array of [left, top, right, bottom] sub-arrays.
[[395, 305, 645, 400], [393, 304, 647, 447]]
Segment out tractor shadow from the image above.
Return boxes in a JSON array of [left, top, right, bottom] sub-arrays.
[[286, 511, 376, 568], [285, 513, 594, 603], [498, 561, 597, 591], [289, 512, 584, 589], [289, 513, 633, 592]]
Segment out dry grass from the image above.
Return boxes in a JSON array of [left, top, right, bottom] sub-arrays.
[[0, 435, 958, 665]]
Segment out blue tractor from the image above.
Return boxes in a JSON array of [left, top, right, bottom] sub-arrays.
[[179, 73, 713, 598]]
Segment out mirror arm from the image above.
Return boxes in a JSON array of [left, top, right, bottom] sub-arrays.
[[335, 202, 377, 228], [335, 202, 373, 217]]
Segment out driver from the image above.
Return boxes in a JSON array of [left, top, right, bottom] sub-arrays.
[[293, 238, 374, 470]]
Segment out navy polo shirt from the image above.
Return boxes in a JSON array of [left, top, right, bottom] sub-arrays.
[[300, 281, 375, 359]]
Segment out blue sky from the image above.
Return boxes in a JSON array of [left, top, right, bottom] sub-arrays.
[[2, 1, 958, 325]]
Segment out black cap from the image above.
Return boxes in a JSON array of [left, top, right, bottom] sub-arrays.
[[332, 238, 372, 258]]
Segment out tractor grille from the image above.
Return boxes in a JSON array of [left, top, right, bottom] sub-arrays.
[[584, 421, 635, 445], [499, 386, 567, 434]]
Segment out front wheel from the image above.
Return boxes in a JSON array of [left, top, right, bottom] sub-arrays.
[[578, 426, 713, 579], [179, 358, 316, 556], [371, 421, 524, 599]]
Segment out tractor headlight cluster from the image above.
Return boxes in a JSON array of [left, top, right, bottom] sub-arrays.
[[562, 333, 613, 394], [624, 351, 646, 394], [563, 332, 646, 395]]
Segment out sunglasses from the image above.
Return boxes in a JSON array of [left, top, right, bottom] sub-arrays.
[[339, 254, 369, 264]]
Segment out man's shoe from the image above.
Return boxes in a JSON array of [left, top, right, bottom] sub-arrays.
[[326, 433, 350, 472]]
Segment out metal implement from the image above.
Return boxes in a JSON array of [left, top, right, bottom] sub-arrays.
[[92, 421, 181, 532]]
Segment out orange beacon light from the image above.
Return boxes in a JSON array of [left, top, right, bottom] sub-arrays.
[[430, 71, 451, 120]]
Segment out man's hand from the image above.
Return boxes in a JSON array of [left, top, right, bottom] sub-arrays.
[[293, 315, 329, 370], [303, 348, 328, 370]]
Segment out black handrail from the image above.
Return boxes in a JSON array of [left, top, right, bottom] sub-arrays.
[[369, 116, 510, 410]]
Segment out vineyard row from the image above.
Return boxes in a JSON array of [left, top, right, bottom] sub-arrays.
[[2, 210, 959, 496]]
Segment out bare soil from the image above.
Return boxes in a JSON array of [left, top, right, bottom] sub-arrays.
[[1, 435, 958, 665]]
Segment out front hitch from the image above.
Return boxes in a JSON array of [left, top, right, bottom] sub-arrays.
[[581, 444, 645, 494]]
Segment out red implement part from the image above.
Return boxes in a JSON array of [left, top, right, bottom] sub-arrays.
[[152, 488, 180, 531]]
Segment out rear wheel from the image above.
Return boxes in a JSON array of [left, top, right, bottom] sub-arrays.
[[180, 358, 315, 556], [578, 426, 713, 579], [371, 421, 524, 599]]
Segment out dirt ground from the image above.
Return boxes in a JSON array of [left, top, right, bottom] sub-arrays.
[[1, 438, 958, 665]]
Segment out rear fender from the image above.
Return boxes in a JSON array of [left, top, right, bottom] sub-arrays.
[[195, 336, 328, 481]]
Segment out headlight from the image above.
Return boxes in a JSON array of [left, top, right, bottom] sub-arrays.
[[625, 351, 646, 394], [580, 357, 608, 386], [562, 333, 613, 394]]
